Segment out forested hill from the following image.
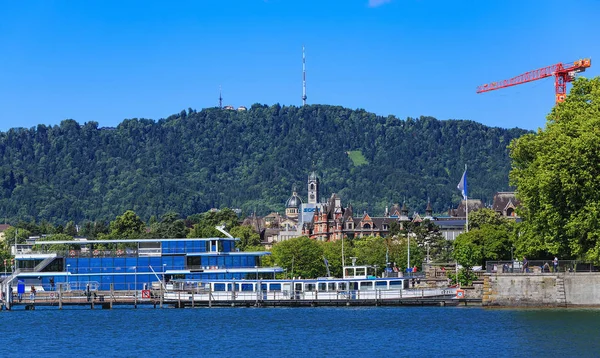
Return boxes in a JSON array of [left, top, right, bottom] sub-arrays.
[[0, 104, 529, 224]]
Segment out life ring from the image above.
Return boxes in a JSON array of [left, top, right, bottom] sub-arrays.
[[93, 250, 100, 256], [69, 250, 76, 257]]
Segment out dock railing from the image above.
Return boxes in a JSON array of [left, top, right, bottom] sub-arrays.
[[486, 260, 599, 273]]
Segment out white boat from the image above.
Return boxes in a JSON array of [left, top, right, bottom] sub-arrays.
[[163, 264, 458, 306]]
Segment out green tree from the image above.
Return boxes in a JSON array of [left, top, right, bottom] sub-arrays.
[[321, 239, 351, 278], [187, 209, 239, 238], [109, 210, 145, 240], [37, 233, 75, 252], [64, 221, 78, 237], [150, 212, 187, 238], [3, 227, 31, 245], [230, 225, 261, 251], [509, 77, 600, 262], [271, 237, 325, 278], [352, 236, 387, 270], [468, 208, 508, 230]]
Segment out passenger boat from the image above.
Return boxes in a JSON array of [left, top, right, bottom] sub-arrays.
[[163, 264, 458, 305]]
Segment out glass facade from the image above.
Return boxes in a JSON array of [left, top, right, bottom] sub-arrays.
[[22, 238, 277, 291]]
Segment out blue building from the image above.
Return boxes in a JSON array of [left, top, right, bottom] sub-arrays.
[[6, 234, 282, 292]]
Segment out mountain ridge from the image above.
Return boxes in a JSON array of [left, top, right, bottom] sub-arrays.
[[0, 103, 530, 224]]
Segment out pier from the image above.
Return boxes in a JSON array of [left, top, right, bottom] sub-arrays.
[[1, 288, 478, 310]]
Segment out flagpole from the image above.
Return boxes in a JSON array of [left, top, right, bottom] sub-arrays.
[[465, 164, 468, 233]]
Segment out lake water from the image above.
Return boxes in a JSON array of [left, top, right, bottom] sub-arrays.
[[1, 306, 599, 357]]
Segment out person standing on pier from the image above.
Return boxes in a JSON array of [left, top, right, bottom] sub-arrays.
[[30, 286, 36, 302], [522, 257, 529, 273], [553, 256, 559, 272]]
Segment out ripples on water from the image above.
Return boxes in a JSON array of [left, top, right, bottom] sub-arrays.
[[1, 306, 599, 357]]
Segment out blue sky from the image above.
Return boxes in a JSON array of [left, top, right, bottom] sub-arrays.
[[0, 0, 598, 132]]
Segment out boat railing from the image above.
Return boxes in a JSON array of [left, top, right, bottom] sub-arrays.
[[163, 286, 458, 302]]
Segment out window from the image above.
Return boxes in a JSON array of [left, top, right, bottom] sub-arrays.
[[304, 283, 316, 291], [363, 223, 371, 229], [338, 282, 347, 290], [318, 283, 327, 291], [360, 282, 373, 291], [376, 281, 388, 289], [269, 283, 282, 291], [328, 282, 336, 291]]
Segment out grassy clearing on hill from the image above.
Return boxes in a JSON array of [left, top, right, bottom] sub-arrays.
[[347, 150, 368, 166]]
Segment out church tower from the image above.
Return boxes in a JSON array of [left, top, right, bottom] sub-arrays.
[[307, 171, 319, 204]]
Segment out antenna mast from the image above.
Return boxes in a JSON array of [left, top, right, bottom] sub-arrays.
[[302, 45, 307, 106], [219, 86, 223, 109]]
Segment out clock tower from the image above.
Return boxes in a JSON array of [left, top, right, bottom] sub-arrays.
[[307, 171, 319, 204]]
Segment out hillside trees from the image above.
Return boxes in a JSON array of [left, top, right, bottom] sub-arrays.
[[0, 105, 527, 225], [509, 77, 600, 263]]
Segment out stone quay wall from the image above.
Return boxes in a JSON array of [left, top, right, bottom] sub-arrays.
[[482, 272, 600, 307]]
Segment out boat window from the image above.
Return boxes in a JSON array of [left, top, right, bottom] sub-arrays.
[[282, 283, 291, 292], [304, 283, 316, 292], [338, 282, 347, 290], [294, 283, 303, 291], [360, 282, 373, 290], [344, 268, 354, 278], [213, 283, 226, 291], [261, 283, 268, 291], [240, 283, 254, 291], [269, 283, 281, 291], [226, 283, 232, 291], [318, 283, 327, 291], [389, 280, 403, 288], [356, 268, 366, 277], [328, 282, 336, 291], [349, 282, 358, 290], [376, 281, 388, 288]]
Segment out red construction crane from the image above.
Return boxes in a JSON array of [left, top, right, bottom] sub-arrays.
[[477, 58, 591, 103]]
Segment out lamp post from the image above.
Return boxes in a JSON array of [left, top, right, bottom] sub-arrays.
[[407, 229, 411, 274], [66, 264, 71, 291], [162, 263, 167, 309], [133, 266, 137, 308]]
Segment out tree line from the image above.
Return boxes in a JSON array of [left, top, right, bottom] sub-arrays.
[[0, 104, 528, 225]]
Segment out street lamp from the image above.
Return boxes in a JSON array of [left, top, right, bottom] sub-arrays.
[[133, 266, 137, 307], [407, 229, 411, 274], [66, 264, 71, 291]]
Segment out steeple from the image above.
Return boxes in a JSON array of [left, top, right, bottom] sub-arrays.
[[307, 170, 319, 204]]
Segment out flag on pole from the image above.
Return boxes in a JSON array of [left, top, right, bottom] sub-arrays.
[[457, 168, 467, 200], [323, 257, 331, 277]]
